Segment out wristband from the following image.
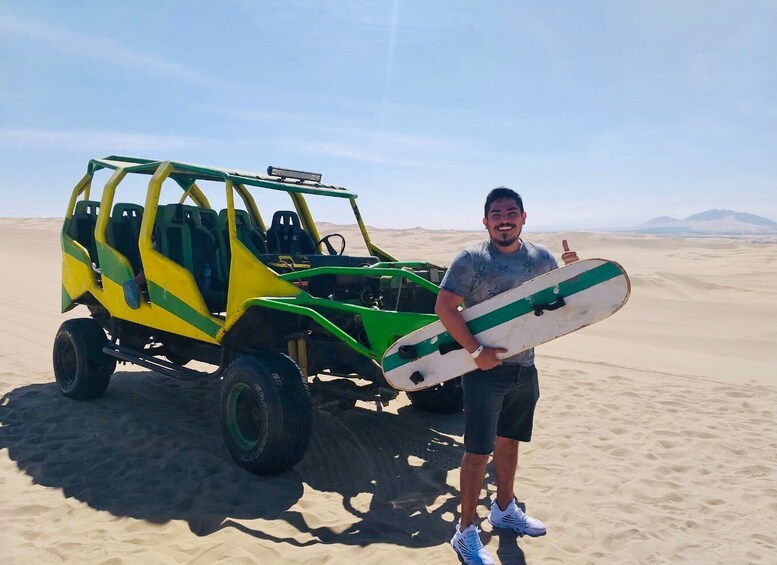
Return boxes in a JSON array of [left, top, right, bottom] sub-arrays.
[[470, 345, 485, 359]]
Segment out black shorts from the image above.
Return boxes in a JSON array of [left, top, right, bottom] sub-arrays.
[[462, 363, 540, 455]]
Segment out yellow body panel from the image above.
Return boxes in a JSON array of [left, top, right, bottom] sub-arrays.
[[144, 250, 222, 343], [220, 183, 302, 337], [225, 239, 301, 315], [62, 245, 102, 307], [100, 274, 145, 315]]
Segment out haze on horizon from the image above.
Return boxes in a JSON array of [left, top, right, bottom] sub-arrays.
[[0, 1, 774, 231]]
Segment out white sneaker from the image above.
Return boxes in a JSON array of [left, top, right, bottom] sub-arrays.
[[488, 498, 546, 537], [450, 523, 495, 565]]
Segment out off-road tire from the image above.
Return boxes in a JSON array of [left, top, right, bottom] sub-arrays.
[[53, 318, 116, 400], [407, 377, 463, 414], [220, 352, 313, 475]]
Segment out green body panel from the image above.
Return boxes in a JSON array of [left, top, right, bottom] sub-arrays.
[[383, 261, 623, 372], [276, 266, 441, 356], [242, 295, 436, 359], [96, 240, 134, 284], [356, 306, 437, 356]]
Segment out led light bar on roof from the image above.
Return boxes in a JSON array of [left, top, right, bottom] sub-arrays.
[[267, 166, 322, 183]]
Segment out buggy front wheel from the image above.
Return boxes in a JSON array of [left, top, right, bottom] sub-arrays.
[[220, 352, 313, 475]]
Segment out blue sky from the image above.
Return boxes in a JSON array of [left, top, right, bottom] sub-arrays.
[[0, 0, 774, 230]]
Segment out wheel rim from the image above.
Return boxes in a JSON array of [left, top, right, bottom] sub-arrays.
[[55, 339, 78, 387], [226, 382, 263, 450]]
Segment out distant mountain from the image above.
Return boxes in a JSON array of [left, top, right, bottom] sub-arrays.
[[632, 209, 777, 235], [685, 210, 777, 227]]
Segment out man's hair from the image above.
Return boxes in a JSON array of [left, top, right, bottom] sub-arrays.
[[484, 186, 524, 217]]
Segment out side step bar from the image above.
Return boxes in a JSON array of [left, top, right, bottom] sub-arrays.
[[102, 343, 219, 380]]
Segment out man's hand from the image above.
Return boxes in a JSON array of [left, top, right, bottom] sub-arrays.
[[474, 346, 508, 370], [561, 239, 579, 265]]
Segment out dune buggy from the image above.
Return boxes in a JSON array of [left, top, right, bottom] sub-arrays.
[[55, 156, 460, 474]]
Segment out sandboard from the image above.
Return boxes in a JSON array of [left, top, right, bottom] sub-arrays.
[[381, 258, 630, 392]]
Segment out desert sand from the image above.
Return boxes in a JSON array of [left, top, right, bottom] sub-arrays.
[[0, 218, 775, 564]]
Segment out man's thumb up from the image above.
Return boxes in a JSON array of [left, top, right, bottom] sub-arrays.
[[561, 239, 579, 265]]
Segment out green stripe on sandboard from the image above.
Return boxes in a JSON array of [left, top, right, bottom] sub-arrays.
[[383, 261, 622, 372]]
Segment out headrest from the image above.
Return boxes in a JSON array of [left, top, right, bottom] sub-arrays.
[[158, 204, 202, 226], [234, 209, 251, 228], [270, 210, 302, 230], [159, 204, 182, 224], [74, 200, 100, 217], [112, 203, 143, 220], [199, 208, 218, 230], [217, 208, 252, 228]]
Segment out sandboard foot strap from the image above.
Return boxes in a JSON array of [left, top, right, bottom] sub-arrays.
[[438, 341, 464, 355], [398, 345, 419, 360], [533, 296, 566, 316]]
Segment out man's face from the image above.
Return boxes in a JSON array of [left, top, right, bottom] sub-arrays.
[[483, 197, 526, 248]]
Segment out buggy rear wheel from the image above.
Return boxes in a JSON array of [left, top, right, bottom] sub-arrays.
[[220, 352, 313, 475], [53, 318, 116, 400]]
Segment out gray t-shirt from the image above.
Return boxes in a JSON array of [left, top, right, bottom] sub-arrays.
[[439, 239, 559, 366]]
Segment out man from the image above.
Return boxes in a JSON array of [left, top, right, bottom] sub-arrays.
[[436, 187, 578, 565]]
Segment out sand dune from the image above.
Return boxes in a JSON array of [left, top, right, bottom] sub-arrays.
[[1, 219, 775, 564]]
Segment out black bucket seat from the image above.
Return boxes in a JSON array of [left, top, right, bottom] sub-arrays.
[[106, 203, 144, 275], [68, 200, 101, 267], [265, 210, 316, 254]]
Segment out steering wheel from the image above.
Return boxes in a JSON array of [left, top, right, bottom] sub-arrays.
[[317, 233, 346, 256]]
